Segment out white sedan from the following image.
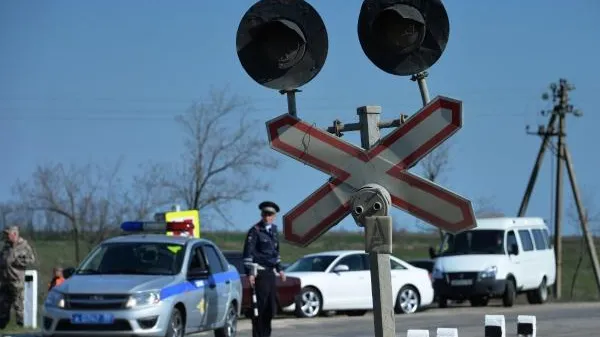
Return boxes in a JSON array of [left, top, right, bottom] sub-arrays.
[[282, 250, 434, 318]]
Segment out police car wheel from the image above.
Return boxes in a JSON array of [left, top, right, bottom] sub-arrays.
[[215, 304, 238, 337], [166, 307, 185, 337]]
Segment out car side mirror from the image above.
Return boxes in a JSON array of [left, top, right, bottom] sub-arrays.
[[63, 267, 76, 279], [428, 246, 437, 259], [187, 268, 210, 279], [332, 264, 349, 273], [509, 243, 519, 255]]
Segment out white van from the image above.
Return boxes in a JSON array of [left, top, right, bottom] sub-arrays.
[[430, 217, 556, 308]]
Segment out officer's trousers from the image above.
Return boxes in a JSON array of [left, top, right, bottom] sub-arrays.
[[0, 283, 24, 329], [252, 269, 277, 337]]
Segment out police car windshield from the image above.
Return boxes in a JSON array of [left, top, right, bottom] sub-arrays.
[[438, 229, 505, 256], [285, 255, 337, 272], [75, 242, 186, 276]]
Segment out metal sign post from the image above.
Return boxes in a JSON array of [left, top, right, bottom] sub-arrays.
[[352, 121, 396, 337], [350, 106, 395, 337]]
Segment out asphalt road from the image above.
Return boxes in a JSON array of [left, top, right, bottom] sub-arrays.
[[6, 302, 599, 337], [230, 302, 600, 337]]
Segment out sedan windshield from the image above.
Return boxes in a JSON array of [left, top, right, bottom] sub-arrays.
[[285, 255, 337, 272], [438, 229, 505, 256], [76, 242, 186, 276]]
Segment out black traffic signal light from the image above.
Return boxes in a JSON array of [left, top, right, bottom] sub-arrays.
[[357, 0, 450, 76], [236, 0, 329, 91]]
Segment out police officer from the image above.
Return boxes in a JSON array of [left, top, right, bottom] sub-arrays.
[[0, 225, 36, 329], [242, 201, 286, 337]]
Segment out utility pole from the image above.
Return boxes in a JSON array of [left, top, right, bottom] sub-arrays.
[[521, 79, 600, 299]]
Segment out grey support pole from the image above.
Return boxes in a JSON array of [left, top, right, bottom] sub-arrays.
[[411, 71, 431, 106], [353, 105, 396, 337]]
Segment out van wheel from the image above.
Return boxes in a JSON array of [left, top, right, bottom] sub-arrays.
[[502, 279, 516, 307], [469, 296, 489, 307], [527, 277, 549, 304], [165, 307, 185, 337]]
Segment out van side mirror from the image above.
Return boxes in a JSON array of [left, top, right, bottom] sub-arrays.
[[509, 243, 519, 255], [428, 246, 437, 259]]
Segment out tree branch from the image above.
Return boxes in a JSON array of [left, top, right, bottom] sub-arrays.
[[154, 86, 279, 226]]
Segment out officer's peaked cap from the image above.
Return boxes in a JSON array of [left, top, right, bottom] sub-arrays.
[[259, 201, 280, 214]]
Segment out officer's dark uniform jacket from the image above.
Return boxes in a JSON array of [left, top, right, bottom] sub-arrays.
[[242, 221, 282, 274]]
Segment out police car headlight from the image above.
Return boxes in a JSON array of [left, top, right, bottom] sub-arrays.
[[431, 267, 444, 279], [45, 290, 65, 308], [125, 291, 161, 308], [479, 266, 498, 279]]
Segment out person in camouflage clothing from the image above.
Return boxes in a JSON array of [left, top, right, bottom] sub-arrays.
[[0, 225, 36, 329]]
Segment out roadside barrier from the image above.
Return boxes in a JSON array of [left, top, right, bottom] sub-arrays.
[[23, 270, 38, 329], [406, 314, 536, 337]]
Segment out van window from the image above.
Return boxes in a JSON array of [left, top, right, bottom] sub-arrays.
[[542, 228, 552, 248], [506, 230, 518, 252], [439, 229, 505, 256], [531, 229, 547, 250], [518, 230, 534, 251]]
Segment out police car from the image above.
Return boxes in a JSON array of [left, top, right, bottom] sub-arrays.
[[41, 220, 242, 337]]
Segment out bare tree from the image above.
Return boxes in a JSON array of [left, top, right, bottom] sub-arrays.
[[420, 143, 451, 184], [157, 86, 279, 226], [12, 161, 127, 261], [0, 202, 15, 229], [122, 163, 172, 220], [11, 159, 172, 258]]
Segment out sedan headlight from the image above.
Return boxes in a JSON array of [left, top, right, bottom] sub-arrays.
[[125, 291, 161, 308], [479, 266, 497, 279], [431, 267, 444, 279], [44, 290, 65, 308]]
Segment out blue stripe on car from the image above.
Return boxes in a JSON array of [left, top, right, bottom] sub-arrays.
[[160, 269, 239, 300]]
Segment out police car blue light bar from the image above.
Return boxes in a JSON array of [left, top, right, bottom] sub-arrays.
[[120, 220, 194, 233]]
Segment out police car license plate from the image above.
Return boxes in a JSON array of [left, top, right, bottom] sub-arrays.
[[71, 313, 114, 324], [450, 279, 473, 286]]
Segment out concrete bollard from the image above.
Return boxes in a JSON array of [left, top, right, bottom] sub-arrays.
[[23, 270, 38, 329], [517, 315, 536, 337], [436, 328, 458, 337], [484, 314, 505, 337], [407, 329, 430, 337]]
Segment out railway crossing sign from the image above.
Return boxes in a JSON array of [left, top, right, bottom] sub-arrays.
[[266, 96, 476, 246]]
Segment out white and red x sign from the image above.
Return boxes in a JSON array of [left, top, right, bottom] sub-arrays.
[[266, 96, 476, 247]]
